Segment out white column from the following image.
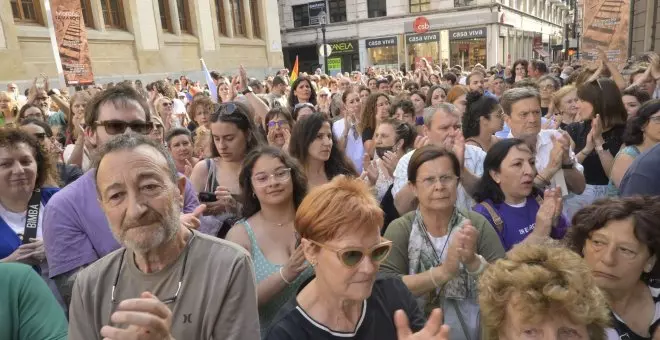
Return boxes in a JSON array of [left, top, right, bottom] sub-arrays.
[[243, 0, 253, 38], [169, 0, 182, 35], [195, 0, 217, 50]]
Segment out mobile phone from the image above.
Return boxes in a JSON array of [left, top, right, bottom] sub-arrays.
[[198, 192, 218, 203], [415, 116, 424, 126]]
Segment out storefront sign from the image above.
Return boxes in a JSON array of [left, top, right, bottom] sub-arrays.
[[308, 1, 326, 26], [449, 27, 487, 40], [328, 57, 342, 76], [49, 0, 95, 85], [329, 40, 358, 54], [413, 16, 430, 34], [366, 37, 397, 48], [406, 32, 439, 44]]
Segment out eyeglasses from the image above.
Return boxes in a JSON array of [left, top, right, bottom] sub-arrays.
[[649, 115, 660, 124], [94, 120, 154, 135], [417, 174, 458, 188], [309, 239, 393, 268], [252, 168, 292, 187], [586, 235, 640, 261], [294, 103, 315, 110], [267, 120, 289, 128], [162, 102, 172, 107], [539, 84, 555, 90], [111, 232, 195, 309]]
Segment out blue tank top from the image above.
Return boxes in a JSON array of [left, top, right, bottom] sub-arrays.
[[241, 220, 313, 335]]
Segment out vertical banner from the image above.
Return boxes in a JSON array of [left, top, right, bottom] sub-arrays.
[[581, 0, 630, 69], [49, 0, 94, 85]]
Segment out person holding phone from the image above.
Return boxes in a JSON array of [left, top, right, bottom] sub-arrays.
[[226, 146, 313, 333], [190, 102, 264, 238], [0, 129, 63, 305]]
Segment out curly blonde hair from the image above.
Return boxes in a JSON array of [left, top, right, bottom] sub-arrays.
[[478, 243, 611, 340]]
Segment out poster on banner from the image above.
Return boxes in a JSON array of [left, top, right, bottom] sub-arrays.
[[49, 0, 94, 85], [581, 0, 630, 70], [328, 57, 342, 76]]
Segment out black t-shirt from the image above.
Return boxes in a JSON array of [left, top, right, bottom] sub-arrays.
[[362, 127, 374, 142], [264, 275, 425, 340], [566, 121, 625, 185], [611, 286, 660, 339]]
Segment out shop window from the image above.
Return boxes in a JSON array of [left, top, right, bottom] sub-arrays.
[[449, 39, 487, 70], [231, 0, 245, 36], [101, 0, 126, 29], [215, 0, 227, 35], [292, 4, 310, 28], [250, 0, 261, 38], [177, 0, 191, 33], [80, 0, 93, 27], [454, 0, 474, 7], [367, 0, 387, 18], [158, 0, 172, 32], [10, 0, 41, 23], [410, 0, 431, 13]]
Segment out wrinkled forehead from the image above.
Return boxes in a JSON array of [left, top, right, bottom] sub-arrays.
[[96, 145, 172, 189]]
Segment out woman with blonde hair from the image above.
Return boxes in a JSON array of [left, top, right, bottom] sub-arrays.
[[549, 85, 580, 129], [0, 91, 19, 127], [479, 242, 611, 340]]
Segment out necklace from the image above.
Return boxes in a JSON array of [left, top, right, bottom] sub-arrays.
[[274, 220, 294, 228]]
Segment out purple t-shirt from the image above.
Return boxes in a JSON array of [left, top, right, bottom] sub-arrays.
[[43, 170, 200, 278], [472, 196, 569, 251]]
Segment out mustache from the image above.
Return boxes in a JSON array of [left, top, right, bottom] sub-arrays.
[[122, 207, 164, 229]]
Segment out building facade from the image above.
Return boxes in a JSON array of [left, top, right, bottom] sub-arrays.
[[1, 0, 284, 87], [279, 0, 570, 74], [630, 0, 659, 56]]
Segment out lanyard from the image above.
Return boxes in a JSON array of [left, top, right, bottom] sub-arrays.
[[21, 189, 42, 244]]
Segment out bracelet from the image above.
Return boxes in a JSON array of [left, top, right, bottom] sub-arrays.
[[466, 254, 487, 276], [429, 268, 441, 289], [279, 267, 292, 285]]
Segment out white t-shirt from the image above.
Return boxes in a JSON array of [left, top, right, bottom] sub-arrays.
[[332, 118, 365, 173], [172, 98, 187, 115], [63, 144, 91, 171], [0, 202, 44, 238]]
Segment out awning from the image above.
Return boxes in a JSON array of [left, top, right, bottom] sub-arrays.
[[534, 47, 550, 57]]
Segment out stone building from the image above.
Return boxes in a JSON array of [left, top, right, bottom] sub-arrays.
[[1, 0, 284, 87]]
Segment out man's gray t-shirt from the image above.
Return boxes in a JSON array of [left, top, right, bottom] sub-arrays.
[[620, 143, 660, 197], [68, 230, 260, 340]]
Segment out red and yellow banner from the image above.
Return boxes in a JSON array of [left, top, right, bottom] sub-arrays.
[[49, 0, 94, 85]]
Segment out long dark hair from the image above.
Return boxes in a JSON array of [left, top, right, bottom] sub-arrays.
[[238, 146, 308, 218], [623, 99, 660, 146], [288, 77, 317, 108], [209, 101, 263, 158], [577, 78, 628, 128], [474, 138, 540, 204], [462, 91, 500, 138], [288, 112, 357, 179]]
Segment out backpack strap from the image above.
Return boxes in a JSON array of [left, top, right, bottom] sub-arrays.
[[480, 201, 504, 233]]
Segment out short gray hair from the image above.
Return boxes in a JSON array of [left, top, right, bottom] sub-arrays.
[[500, 88, 541, 116], [93, 133, 179, 187], [423, 103, 459, 127]]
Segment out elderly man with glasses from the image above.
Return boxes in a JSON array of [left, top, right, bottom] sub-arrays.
[[68, 133, 259, 340]]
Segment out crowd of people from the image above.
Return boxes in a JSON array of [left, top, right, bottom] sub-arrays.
[[2, 50, 660, 340]]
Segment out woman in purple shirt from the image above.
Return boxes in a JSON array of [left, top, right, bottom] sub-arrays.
[[473, 138, 569, 250]]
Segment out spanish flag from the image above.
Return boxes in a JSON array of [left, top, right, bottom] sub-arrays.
[[290, 56, 299, 82]]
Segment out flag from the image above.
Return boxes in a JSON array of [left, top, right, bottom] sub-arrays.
[[290, 56, 299, 82], [200, 58, 218, 103]]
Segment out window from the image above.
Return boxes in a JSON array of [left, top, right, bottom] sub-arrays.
[[230, 0, 245, 36], [177, 0, 191, 33], [249, 0, 261, 38], [328, 0, 346, 23], [10, 0, 40, 23], [101, 0, 125, 28], [158, 0, 172, 32], [367, 0, 387, 18], [410, 0, 431, 12], [80, 0, 93, 27], [292, 4, 309, 28], [215, 0, 226, 35]]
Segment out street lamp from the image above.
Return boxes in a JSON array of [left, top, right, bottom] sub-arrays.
[[319, 11, 328, 75]]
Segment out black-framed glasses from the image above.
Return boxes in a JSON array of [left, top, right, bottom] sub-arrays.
[[267, 120, 289, 128], [111, 232, 196, 307], [95, 120, 154, 135]]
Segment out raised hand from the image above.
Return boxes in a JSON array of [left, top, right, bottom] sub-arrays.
[[455, 222, 479, 269], [535, 188, 561, 236], [281, 246, 309, 283], [282, 128, 291, 151], [394, 308, 450, 340], [100, 292, 174, 340], [591, 114, 604, 145], [362, 155, 379, 186], [184, 159, 193, 178], [381, 151, 400, 177], [451, 130, 465, 168], [414, 135, 429, 149], [548, 135, 566, 172], [180, 204, 206, 230]]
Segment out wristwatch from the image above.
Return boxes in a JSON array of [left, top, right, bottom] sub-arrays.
[[561, 161, 575, 169], [241, 86, 253, 95]]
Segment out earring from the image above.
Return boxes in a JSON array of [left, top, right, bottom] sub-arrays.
[[252, 192, 256, 198]]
